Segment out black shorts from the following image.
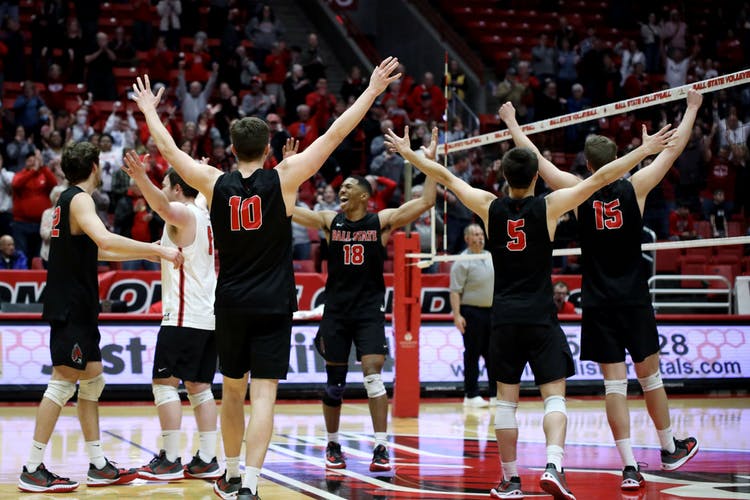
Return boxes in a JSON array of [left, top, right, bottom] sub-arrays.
[[215, 310, 292, 380], [490, 323, 575, 386], [49, 320, 102, 370], [580, 306, 660, 364], [152, 326, 217, 383], [315, 314, 387, 363]]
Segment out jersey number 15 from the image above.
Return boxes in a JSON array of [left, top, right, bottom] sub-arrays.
[[593, 200, 623, 230]]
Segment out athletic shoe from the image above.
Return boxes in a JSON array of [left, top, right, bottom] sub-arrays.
[[621, 465, 645, 490], [539, 463, 576, 500], [490, 476, 524, 498], [184, 453, 222, 479], [463, 396, 489, 408], [18, 463, 79, 493], [87, 458, 138, 487], [661, 437, 699, 471], [325, 441, 346, 469], [214, 472, 242, 499], [237, 487, 260, 500], [489, 397, 499, 407], [369, 444, 391, 472], [137, 450, 184, 480]]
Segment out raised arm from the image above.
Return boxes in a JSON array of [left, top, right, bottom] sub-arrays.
[[385, 126, 496, 228], [277, 57, 401, 195], [131, 75, 221, 204], [546, 124, 676, 225], [379, 127, 439, 232], [630, 89, 702, 206], [291, 205, 336, 234], [121, 150, 194, 228], [70, 192, 183, 267], [499, 101, 580, 190]]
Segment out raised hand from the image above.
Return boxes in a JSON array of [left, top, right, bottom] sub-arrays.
[[498, 101, 517, 124], [422, 127, 439, 161], [641, 124, 677, 155], [686, 88, 703, 109], [368, 57, 402, 94], [121, 150, 149, 179], [384, 125, 411, 156], [130, 75, 164, 113], [282, 137, 299, 159]]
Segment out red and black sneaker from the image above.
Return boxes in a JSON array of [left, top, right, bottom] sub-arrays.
[[661, 437, 699, 471], [325, 441, 346, 469], [18, 463, 79, 493], [369, 444, 391, 472], [87, 458, 138, 486], [621, 465, 645, 490]]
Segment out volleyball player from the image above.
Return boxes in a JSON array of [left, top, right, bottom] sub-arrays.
[[291, 128, 437, 472], [385, 122, 675, 499], [19, 142, 183, 493], [501, 90, 702, 490], [130, 57, 400, 500], [121, 151, 221, 481]]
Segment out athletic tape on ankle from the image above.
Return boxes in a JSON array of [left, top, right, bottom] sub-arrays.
[[78, 374, 105, 401], [43, 379, 76, 407], [363, 373, 386, 398], [153, 384, 180, 407], [604, 379, 628, 396], [638, 371, 663, 392], [187, 388, 214, 409], [543, 395, 567, 417], [494, 400, 518, 430]]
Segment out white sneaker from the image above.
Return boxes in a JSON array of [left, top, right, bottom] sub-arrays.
[[464, 396, 489, 408], [489, 397, 498, 406]]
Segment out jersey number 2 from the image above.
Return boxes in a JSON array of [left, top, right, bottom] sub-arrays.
[[506, 219, 526, 251], [342, 244, 364, 265], [229, 195, 262, 231], [50, 206, 61, 238], [593, 200, 623, 230]]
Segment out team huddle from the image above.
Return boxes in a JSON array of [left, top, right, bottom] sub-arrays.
[[19, 57, 700, 500]]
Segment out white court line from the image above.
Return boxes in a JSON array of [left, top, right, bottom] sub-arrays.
[[261, 467, 347, 500]]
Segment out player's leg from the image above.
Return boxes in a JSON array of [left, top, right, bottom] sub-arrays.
[[242, 377, 278, 495], [361, 353, 390, 472], [184, 380, 220, 478], [137, 376, 185, 480], [462, 306, 488, 407], [322, 362, 348, 469], [215, 372, 248, 498], [538, 378, 575, 500]]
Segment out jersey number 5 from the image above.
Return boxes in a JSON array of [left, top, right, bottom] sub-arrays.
[[506, 219, 526, 251], [342, 243, 364, 265], [593, 200, 623, 230], [229, 195, 262, 231], [50, 206, 61, 238]]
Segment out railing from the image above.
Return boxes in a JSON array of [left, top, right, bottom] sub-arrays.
[[648, 275, 733, 314], [450, 95, 481, 134]]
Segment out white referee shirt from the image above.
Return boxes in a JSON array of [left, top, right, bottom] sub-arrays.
[[160, 203, 216, 330]]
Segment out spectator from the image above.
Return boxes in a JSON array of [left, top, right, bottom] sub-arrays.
[[703, 145, 735, 216], [183, 31, 212, 82], [564, 84, 592, 152], [61, 17, 85, 83], [13, 81, 46, 136], [369, 149, 404, 206], [531, 33, 556, 82], [0, 0, 19, 24], [556, 38, 579, 98], [306, 78, 337, 131], [38, 185, 65, 268], [132, 0, 154, 51], [109, 25, 136, 68], [156, 0, 182, 50], [617, 39, 646, 86], [668, 202, 697, 240], [536, 80, 565, 121], [245, 3, 283, 68], [664, 48, 690, 89], [300, 32, 325, 82], [229, 44, 260, 90], [209, 140, 234, 173], [292, 197, 311, 260], [240, 77, 273, 118], [43, 64, 66, 115], [341, 65, 368, 103], [11, 150, 57, 260], [70, 107, 95, 143], [5, 125, 36, 172], [0, 155, 13, 237], [553, 281, 576, 314], [365, 175, 398, 212], [623, 62, 649, 98], [114, 183, 160, 270], [0, 234, 26, 269], [283, 64, 313, 122], [444, 59, 467, 102], [1, 18, 24, 83], [640, 12, 662, 73], [707, 189, 729, 237], [141, 35, 175, 87], [408, 72, 445, 121], [369, 119, 393, 158], [213, 82, 240, 144], [716, 111, 749, 149], [661, 9, 688, 52], [103, 104, 138, 151], [41, 130, 64, 166], [98, 133, 122, 210], [673, 125, 709, 213], [267, 113, 291, 163], [263, 41, 290, 105], [176, 60, 219, 125], [287, 104, 318, 151], [439, 154, 474, 253], [84, 32, 117, 101], [411, 183, 444, 263]]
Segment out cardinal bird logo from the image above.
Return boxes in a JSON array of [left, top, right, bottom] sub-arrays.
[[71, 343, 83, 365]]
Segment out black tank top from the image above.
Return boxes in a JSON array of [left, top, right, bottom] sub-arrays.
[[578, 179, 650, 307], [487, 196, 556, 325], [325, 212, 385, 317], [42, 186, 99, 323], [210, 169, 297, 313]]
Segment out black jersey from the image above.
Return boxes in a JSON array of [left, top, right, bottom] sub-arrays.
[[487, 196, 556, 325], [324, 212, 386, 317], [42, 186, 99, 323], [210, 169, 297, 313], [578, 179, 650, 307]]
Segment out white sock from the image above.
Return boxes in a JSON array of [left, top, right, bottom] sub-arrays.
[[546, 445, 564, 471], [657, 427, 675, 453], [327, 432, 339, 444], [226, 456, 241, 479], [374, 432, 388, 449], [615, 438, 637, 468], [86, 440, 107, 469], [501, 460, 518, 480], [27, 440, 47, 471], [198, 431, 217, 462], [161, 430, 181, 462], [242, 466, 261, 493]]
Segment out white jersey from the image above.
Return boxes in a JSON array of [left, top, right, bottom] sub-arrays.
[[160, 203, 216, 330]]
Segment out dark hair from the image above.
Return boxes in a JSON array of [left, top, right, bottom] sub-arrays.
[[501, 147, 538, 189], [61, 142, 99, 184], [166, 167, 199, 199], [350, 175, 372, 196], [584, 135, 617, 171], [230, 117, 269, 162]]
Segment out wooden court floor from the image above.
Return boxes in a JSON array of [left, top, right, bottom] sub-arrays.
[[0, 396, 748, 499]]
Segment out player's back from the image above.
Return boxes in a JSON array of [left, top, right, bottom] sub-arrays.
[[42, 186, 99, 323], [487, 196, 555, 324], [578, 179, 650, 307], [210, 169, 296, 314]]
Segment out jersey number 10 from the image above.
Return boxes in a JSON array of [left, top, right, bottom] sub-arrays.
[[229, 195, 262, 231]]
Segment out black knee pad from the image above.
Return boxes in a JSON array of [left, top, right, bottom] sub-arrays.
[[322, 364, 348, 407]]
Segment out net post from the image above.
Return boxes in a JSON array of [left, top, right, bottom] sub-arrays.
[[392, 231, 422, 417]]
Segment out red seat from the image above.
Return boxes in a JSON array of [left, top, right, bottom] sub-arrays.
[[727, 221, 741, 237], [715, 245, 743, 259], [656, 248, 681, 273], [684, 246, 712, 259], [694, 221, 711, 239], [681, 263, 706, 288], [31, 257, 44, 270], [705, 264, 736, 289], [438, 261, 453, 274]]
